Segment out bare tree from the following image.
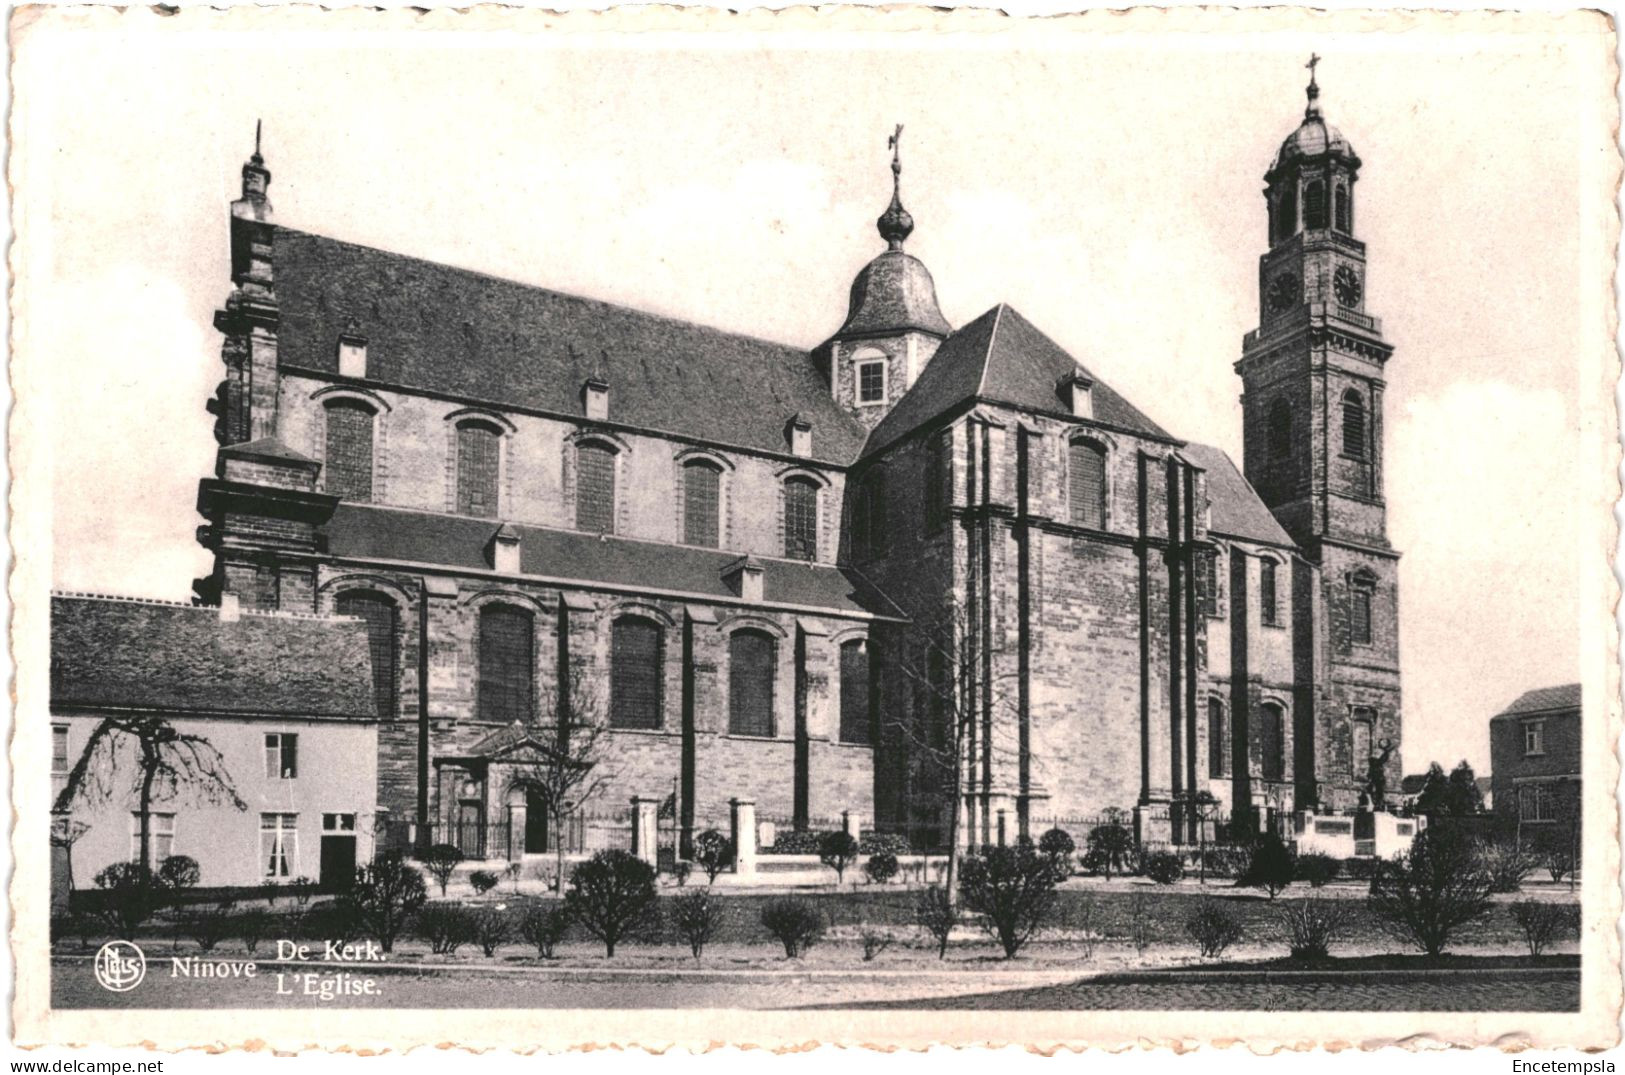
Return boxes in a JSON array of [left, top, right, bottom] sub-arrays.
[[54, 716, 247, 882], [50, 814, 91, 893], [503, 670, 614, 891], [884, 602, 1023, 907]]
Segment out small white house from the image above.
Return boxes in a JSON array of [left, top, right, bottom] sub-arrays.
[[50, 593, 381, 894]]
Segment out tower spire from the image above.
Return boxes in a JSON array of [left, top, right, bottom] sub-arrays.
[[1304, 53, 1322, 119], [876, 123, 914, 251], [235, 120, 273, 222]]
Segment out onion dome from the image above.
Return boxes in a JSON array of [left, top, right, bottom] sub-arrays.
[[836, 126, 952, 339], [1271, 59, 1358, 172]]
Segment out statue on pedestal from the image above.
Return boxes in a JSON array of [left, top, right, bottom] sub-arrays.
[[1364, 738, 1396, 811]]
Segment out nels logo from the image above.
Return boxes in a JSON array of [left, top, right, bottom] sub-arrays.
[[93, 941, 146, 992]]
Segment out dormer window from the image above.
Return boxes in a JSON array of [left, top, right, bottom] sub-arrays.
[[1058, 369, 1094, 419], [337, 335, 368, 378], [857, 360, 887, 406], [583, 377, 609, 422], [489, 524, 521, 574], [787, 416, 812, 459]]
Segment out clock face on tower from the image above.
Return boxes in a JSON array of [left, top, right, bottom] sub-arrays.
[[1334, 265, 1363, 307], [1267, 272, 1300, 313]]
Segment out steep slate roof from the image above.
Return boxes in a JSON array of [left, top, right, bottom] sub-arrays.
[[271, 227, 868, 465], [1181, 443, 1295, 549], [325, 504, 901, 619], [51, 594, 376, 719], [863, 304, 1172, 457], [1494, 683, 1582, 718]]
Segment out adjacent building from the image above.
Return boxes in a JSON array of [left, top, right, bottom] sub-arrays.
[[1490, 683, 1581, 840], [158, 66, 1403, 858], [50, 593, 379, 890]]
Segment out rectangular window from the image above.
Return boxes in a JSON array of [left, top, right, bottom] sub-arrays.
[[1523, 720, 1545, 756], [924, 437, 948, 533], [52, 725, 69, 773], [264, 733, 298, 779], [456, 423, 501, 517], [323, 813, 357, 833], [1350, 586, 1373, 645], [323, 402, 375, 502], [857, 361, 886, 405], [683, 463, 720, 547], [1350, 708, 1374, 775], [839, 639, 871, 745], [130, 812, 176, 863], [1260, 559, 1279, 626], [260, 813, 299, 879], [1519, 785, 1553, 823], [1197, 548, 1219, 616], [576, 444, 617, 534], [784, 479, 818, 561]]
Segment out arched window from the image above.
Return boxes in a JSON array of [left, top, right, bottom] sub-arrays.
[[1259, 701, 1286, 781], [335, 590, 397, 719], [1350, 577, 1374, 645], [1341, 390, 1367, 460], [477, 604, 534, 723], [456, 420, 501, 517], [1260, 558, 1280, 627], [1068, 439, 1107, 529], [1334, 185, 1351, 233], [728, 629, 777, 737], [839, 639, 870, 745], [1207, 698, 1227, 777], [783, 477, 819, 561], [1267, 399, 1292, 459], [610, 616, 664, 729], [576, 442, 617, 534], [1304, 180, 1328, 230], [682, 461, 721, 548], [325, 401, 375, 502], [1274, 186, 1298, 245]]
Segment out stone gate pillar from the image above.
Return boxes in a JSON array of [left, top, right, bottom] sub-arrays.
[[630, 796, 660, 866], [730, 798, 757, 878]]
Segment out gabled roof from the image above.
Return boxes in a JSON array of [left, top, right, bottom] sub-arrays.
[[51, 594, 376, 720], [1181, 443, 1295, 549], [863, 304, 1172, 457], [325, 503, 902, 620], [1494, 683, 1582, 718], [271, 227, 868, 465]]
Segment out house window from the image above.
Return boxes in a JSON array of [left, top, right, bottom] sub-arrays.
[[1196, 547, 1219, 616], [130, 812, 176, 863], [1259, 702, 1286, 782], [323, 813, 357, 833], [334, 590, 399, 720], [728, 629, 777, 737], [784, 477, 819, 561], [478, 604, 534, 723], [1068, 439, 1107, 529], [1334, 186, 1351, 233], [259, 813, 299, 879], [1268, 399, 1292, 458], [1523, 719, 1546, 757], [1350, 581, 1373, 645], [324, 401, 375, 502], [1207, 698, 1227, 777], [1304, 180, 1328, 230], [839, 639, 871, 745], [456, 420, 501, 517], [1519, 784, 1554, 823], [1351, 708, 1374, 774], [610, 616, 664, 730], [683, 461, 721, 548], [1342, 390, 1368, 460], [264, 733, 298, 779], [1260, 559, 1280, 627], [576, 442, 617, 534], [857, 360, 886, 405], [52, 725, 69, 773]]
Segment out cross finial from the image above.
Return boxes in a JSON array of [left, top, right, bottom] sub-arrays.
[[1303, 53, 1323, 117], [252, 119, 264, 165], [876, 123, 914, 251], [1306, 53, 1320, 79], [888, 123, 904, 181]]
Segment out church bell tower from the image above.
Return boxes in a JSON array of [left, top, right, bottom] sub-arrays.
[[1236, 59, 1403, 813]]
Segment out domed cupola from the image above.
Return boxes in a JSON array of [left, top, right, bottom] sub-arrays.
[[821, 126, 952, 428], [1262, 57, 1363, 247]]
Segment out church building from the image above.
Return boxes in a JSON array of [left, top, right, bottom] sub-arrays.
[[189, 66, 1401, 856]]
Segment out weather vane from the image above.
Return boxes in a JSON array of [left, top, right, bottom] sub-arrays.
[[888, 123, 903, 180]]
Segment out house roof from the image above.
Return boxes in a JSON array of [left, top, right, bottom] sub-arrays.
[[1181, 443, 1296, 549], [271, 227, 868, 465], [325, 503, 902, 620], [50, 593, 376, 720], [1494, 683, 1582, 719], [862, 304, 1172, 457]]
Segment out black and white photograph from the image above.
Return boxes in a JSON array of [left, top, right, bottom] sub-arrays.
[[8, 4, 1619, 1053]]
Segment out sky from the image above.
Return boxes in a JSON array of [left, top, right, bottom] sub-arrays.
[[17, 10, 1612, 778]]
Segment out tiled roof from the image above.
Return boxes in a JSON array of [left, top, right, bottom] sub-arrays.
[[1495, 683, 1582, 718], [836, 250, 952, 339], [1181, 443, 1295, 549], [325, 503, 902, 619], [271, 227, 868, 465], [863, 304, 1172, 457], [51, 594, 376, 719]]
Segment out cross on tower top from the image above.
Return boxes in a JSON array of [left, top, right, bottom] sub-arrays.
[[1304, 53, 1323, 117]]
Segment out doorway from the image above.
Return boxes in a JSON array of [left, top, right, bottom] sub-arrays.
[[525, 787, 549, 854], [319, 813, 357, 891]]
